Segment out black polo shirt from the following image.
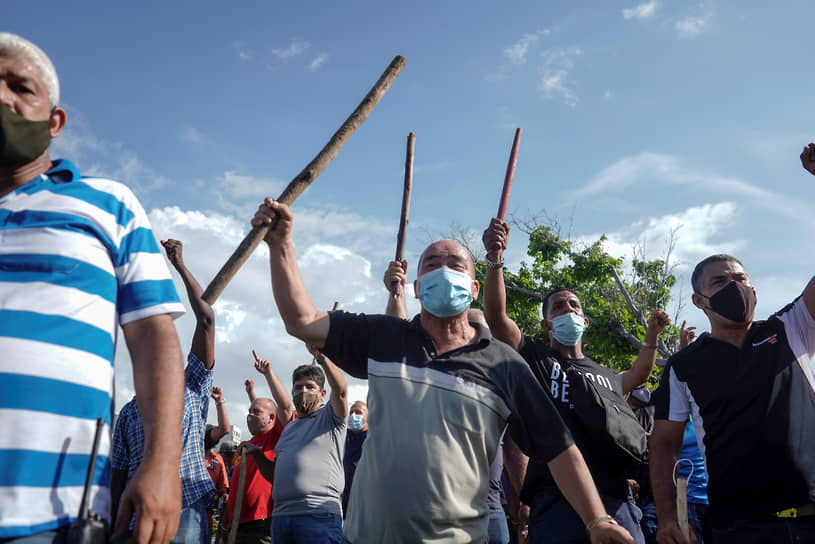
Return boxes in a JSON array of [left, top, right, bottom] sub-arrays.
[[654, 296, 815, 523]]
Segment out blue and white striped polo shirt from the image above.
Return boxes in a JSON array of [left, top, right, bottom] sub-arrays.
[[0, 159, 184, 537]]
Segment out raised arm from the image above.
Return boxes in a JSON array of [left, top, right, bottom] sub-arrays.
[[252, 199, 330, 347], [800, 143, 815, 320], [308, 344, 348, 418], [252, 350, 293, 426], [245, 379, 257, 402], [384, 259, 408, 319], [114, 314, 184, 543], [209, 386, 231, 444], [621, 309, 670, 396], [481, 218, 523, 350], [649, 419, 691, 544], [162, 239, 215, 368]]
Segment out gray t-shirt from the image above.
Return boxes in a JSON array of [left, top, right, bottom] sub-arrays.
[[272, 403, 347, 516]]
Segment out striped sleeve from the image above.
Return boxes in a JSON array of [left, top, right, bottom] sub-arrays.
[[81, 178, 184, 324]]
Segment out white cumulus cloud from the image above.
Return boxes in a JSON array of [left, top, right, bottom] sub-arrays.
[[623, 1, 658, 20], [538, 47, 583, 107]]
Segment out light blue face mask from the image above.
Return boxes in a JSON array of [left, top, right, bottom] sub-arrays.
[[348, 413, 365, 431], [417, 267, 474, 318], [551, 312, 586, 346]]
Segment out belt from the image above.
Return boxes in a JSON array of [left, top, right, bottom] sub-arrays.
[[774, 504, 815, 518]]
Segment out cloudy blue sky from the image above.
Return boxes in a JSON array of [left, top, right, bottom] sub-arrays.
[[7, 1, 814, 437]]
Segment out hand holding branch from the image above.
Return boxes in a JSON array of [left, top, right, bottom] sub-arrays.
[[482, 218, 510, 261]]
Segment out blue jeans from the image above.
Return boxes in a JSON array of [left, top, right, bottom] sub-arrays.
[[272, 513, 343, 544], [172, 496, 209, 544], [528, 493, 644, 544], [711, 516, 815, 544], [488, 508, 510, 544]]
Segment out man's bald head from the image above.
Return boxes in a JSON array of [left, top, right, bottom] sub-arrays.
[[417, 239, 476, 279]]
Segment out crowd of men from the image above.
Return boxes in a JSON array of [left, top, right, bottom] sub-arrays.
[[3, 31, 815, 544]]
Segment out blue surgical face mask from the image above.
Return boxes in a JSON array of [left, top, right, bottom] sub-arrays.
[[418, 267, 473, 318], [348, 413, 365, 431], [550, 312, 586, 346]]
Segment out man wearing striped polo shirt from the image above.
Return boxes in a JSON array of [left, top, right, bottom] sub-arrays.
[[0, 33, 186, 544]]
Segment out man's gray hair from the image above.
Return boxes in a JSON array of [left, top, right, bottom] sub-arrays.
[[0, 33, 60, 108]]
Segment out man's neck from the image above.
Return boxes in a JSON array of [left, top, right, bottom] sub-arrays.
[[709, 321, 752, 349], [0, 154, 53, 198], [420, 310, 478, 355], [550, 340, 584, 360]]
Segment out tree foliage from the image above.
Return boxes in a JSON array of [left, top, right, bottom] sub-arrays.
[[472, 222, 682, 384]]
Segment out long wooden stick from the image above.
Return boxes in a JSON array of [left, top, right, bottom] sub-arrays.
[[202, 55, 408, 304], [497, 128, 522, 221], [226, 456, 248, 544], [391, 132, 415, 296]]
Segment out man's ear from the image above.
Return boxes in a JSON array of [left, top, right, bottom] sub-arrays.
[[541, 319, 552, 331], [691, 293, 707, 311], [471, 279, 479, 301], [413, 279, 420, 299], [321, 390, 327, 401], [49, 107, 66, 138]]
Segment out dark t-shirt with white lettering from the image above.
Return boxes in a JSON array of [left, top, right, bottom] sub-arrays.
[[518, 338, 633, 502]]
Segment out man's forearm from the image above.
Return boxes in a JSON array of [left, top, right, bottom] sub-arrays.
[[650, 435, 681, 526], [268, 239, 328, 345], [263, 369, 293, 423], [547, 445, 607, 524], [502, 433, 528, 500], [385, 291, 408, 319], [124, 314, 184, 464], [482, 266, 522, 349], [215, 401, 231, 439], [251, 452, 276, 484], [322, 358, 348, 417]]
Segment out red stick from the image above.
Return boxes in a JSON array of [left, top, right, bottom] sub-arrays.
[[497, 128, 522, 221]]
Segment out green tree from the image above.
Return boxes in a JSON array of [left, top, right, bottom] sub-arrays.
[[472, 221, 682, 384]]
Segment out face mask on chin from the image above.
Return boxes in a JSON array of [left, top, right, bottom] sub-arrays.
[[0, 103, 52, 168], [701, 281, 756, 323], [293, 391, 322, 415], [417, 267, 474, 318]]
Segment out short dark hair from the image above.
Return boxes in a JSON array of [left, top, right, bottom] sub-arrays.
[[691, 254, 744, 293], [541, 286, 579, 319], [292, 364, 326, 390]]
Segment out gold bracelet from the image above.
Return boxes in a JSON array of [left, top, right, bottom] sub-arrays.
[[215, 400, 225, 406], [586, 515, 617, 533]]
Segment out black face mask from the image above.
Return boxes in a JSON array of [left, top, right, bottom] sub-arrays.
[[702, 281, 756, 323], [0, 102, 52, 168]]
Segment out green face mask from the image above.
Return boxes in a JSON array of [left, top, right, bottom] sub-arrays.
[[0, 103, 52, 168]]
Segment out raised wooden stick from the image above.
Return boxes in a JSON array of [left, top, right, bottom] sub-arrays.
[[226, 455, 248, 544], [497, 127, 522, 221], [391, 132, 415, 296], [202, 55, 408, 304]]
